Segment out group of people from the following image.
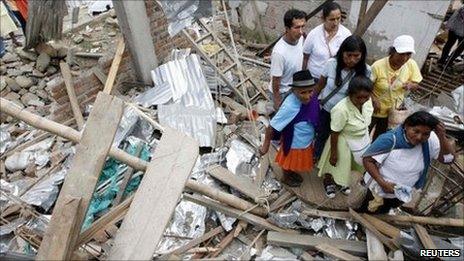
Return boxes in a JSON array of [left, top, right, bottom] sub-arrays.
[[260, 3, 456, 214]]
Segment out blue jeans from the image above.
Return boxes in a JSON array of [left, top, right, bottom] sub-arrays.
[[0, 37, 5, 58]]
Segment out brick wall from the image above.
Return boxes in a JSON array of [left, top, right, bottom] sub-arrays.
[[50, 0, 189, 122]]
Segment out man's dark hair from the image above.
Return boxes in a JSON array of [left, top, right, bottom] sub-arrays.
[[347, 75, 373, 96], [284, 9, 307, 28], [322, 2, 342, 19], [404, 111, 440, 129]]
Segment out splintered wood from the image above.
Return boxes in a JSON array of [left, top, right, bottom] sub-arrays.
[[37, 92, 124, 260]]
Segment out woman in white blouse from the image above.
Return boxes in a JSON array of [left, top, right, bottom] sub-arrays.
[[302, 1, 351, 80]]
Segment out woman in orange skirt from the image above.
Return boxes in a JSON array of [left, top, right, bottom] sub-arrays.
[[260, 70, 319, 187]]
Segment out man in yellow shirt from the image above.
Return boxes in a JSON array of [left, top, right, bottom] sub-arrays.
[[369, 35, 423, 140]]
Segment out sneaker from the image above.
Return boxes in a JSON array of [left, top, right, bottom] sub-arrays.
[[325, 184, 336, 198], [341, 186, 351, 195]]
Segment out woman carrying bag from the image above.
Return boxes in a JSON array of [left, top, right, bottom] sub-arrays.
[[370, 35, 423, 140]]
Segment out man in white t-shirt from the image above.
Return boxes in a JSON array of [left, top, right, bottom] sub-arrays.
[[269, 9, 307, 110], [302, 2, 351, 80]]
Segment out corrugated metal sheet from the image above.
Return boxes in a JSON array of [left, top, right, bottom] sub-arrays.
[[153, 54, 217, 147]]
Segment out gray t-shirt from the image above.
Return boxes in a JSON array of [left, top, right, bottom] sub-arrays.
[[319, 58, 371, 112], [446, 7, 464, 37]]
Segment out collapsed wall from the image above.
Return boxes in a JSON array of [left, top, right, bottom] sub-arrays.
[[49, 0, 189, 123]]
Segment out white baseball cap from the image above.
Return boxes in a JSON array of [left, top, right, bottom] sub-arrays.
[[393, 35, 415, 54]]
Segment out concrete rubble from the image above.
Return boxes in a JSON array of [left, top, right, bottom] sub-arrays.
[[0, 1, 463, 260]]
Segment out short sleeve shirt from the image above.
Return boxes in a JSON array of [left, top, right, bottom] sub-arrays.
[[330, 97, 373, 138], [319, 58, 372, 112], [364, 132, 441, 198], [371, 57, 423, 118], [269, 36, 304, 94], [270, 93, 315, 149], [303, 24, 351, 79]]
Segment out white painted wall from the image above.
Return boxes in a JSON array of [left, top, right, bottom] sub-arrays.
[[347, 0, 450, 67]]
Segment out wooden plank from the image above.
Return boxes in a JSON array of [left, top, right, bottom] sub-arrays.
[[36, 196, 81, 260], [167, 226, 225, 256], [303, 208, 351, 220], [270, 190, 294, 212], [354, 0, 388, 37], [108, 127, 199, 260], [37, 93, 124, 260], [103, 37, 125, 94], [207, 164, 265, 202], [76, 194, 134, 246], [349, 209, 398, 250], [59, 62, 85, 130], [183, 193, 289, 233], [92, 66, 108, 85], [366, 230, 388, 260], [376, 214, 464, 227], [267, 231, 367, 256], [414, 224, 437, 250], [315, 243, 361, 260], [357, 0, 369, 27], [362, 214, 401, 241]]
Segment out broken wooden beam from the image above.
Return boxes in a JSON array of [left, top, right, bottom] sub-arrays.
[[315, 243, 361, 260], [303, 208, 464, 227], [267, 231, 367, 256], [183, 193, 290, 233], [186, 179, 268, 217], [108, 127, 199, 260], [37, 92, 124, 260], [166, 226, 225, 257], [354, 0, 388, 37], [349, 209, 398, 250], [414, 224, 437, 250], [362, 214, 401, 241], [207, 164, 266, 203], [59, 61, 85, 130], [103, 36, 125, 94], [77, 194, 134, 246], [0, 97, 147, 171]]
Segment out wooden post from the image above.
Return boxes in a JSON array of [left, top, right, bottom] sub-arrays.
[[357, 0, 369, 28], [37, 93, 124, 260], [414, 224, 437, 250], [103, 37, 125, 94], [59, 62, 85, 130], [315, 243, 361, 260], [354, 0, 388, 37]]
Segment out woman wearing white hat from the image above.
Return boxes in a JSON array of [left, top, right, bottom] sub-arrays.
[[369, 35, 423, 140]]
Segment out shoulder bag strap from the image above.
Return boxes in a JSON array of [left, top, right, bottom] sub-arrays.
[[320, 70, 355, 106]]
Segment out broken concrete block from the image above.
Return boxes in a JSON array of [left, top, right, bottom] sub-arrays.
[[4, 91, 21, 101], [0, 78, 6, 91], [28, 99, 45, 107], [32, 69, 45, 78], [105, 17, 118, 26], [5, 77, 21, 92], [19, 63, 34, 73], [1, 52, 19, 63], [46, 66, 58, 75], [15, 76, 34, 89], [36, 89, 48, 100], [108, 31, 116, 37], [20, 93, 40, 105], [36, 52, 51, 72], [7, 69, 22, 77], [16, 48, 38, 61]]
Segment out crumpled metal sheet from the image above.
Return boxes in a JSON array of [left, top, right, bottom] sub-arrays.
[[113, 107, 155, 147], [20, 169, 66, 212], [155, 53, 217, 147], [226, 139, 256, 175], [134, 82, 172, 107], [155, 200, 207, 254], [256, 246, 298, 260], [158, 0, 212, 36], [0, 126, 12, 154]]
